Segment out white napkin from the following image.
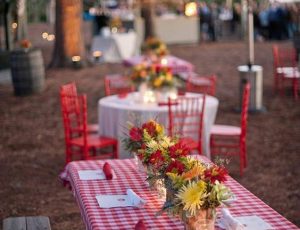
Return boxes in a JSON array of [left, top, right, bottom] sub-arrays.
[[78, 170, 116, 180], [218, 208, 245, 230], [96, 189, 146, 208]]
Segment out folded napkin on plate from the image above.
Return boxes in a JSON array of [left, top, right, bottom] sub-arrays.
[[219, 208, 245, 230], [103, 162, 113, 180], [134, 220, 147, 230], [96, 189, 146, 208]]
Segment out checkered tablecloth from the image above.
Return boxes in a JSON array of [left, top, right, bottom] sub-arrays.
[[62, 158, 298, 230], [123, 55, 194, 75]]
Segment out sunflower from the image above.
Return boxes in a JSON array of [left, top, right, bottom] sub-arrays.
[[176, 181, 207, 216]]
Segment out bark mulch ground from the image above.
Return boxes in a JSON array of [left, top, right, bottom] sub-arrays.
[[0, 24, 299, 229]]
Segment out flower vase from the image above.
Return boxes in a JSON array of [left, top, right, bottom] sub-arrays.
[[155, 87, 178, 103], [182, 209, 216, 230], [150, 178, 166, 200], [134, 154, 146, 173]]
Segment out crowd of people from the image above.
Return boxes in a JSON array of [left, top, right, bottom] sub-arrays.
[[198, 1, 300, 42]]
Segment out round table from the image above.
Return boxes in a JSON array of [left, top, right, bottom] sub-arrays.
[[98, 92, 219, 159]]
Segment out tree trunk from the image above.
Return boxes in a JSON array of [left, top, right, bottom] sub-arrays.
[[16, 0, 28, 41], [50, 0, 85, 68], [140, 0, 155, 40]]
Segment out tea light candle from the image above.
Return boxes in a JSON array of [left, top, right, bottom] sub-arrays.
[[143, 90, 156, 104], [72, 56, 81, 68], [42, 32, 48, 39], [93, 51, 102, 61], [160, 58, 168, 66]]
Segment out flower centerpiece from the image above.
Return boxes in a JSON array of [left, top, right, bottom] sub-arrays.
[[123, 120, 167, 170], [142, 37, 169, 62], [162, 159, 232, 230], [148, 65, 179, 102], [123, 119, 233, 228]]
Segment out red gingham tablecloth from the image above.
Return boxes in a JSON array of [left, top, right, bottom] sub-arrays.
[[61, 158, 298, 230]]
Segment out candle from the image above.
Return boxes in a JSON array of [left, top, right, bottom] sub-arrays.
[[93, 51, 102, 61], [47, 34, 55, 41], [72, 56, 81, 68], [42, 32, 48, 39], [160, 58, 168, 66]]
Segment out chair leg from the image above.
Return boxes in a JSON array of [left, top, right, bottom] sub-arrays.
[[113, 143, 118, 159], [293, 79, 299, 100]]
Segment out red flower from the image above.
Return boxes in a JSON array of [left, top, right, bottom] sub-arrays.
[[149, 150, 165, 166], [169, 142, 190, 158], [142, 121, 156, 137], [166, 160, 185, 175], [129, 127, 142, 141], [204, 166, 228, 183]]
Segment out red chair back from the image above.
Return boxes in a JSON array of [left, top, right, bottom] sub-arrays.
[[104, 74, 134, 96], [186, 74, 216, 96], [168, 95, 206, 150], [277, 47, 298, 68], [240, 83, 250, 141], [61, 82, 78, 97]]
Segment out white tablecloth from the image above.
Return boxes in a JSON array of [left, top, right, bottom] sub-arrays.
[[98, 93, 219, 159], [91, 32, 137, 63]]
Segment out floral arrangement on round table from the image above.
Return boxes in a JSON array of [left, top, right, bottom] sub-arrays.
[[123, 119, 233, 230], [142, 37, 169, 60], [129, 64, 179, 103], [20, 39, 32, 51]]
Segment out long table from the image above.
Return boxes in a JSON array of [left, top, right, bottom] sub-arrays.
[[62, 158, 298, 230]]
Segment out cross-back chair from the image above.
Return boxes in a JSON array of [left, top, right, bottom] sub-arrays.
[[186, 73, 217, 96], [60, 93, 118, 164], [60, 82, 98, 133], [104, 74, 134, 96], [210, 83, 250, 176], [168, 95, 206, 155]]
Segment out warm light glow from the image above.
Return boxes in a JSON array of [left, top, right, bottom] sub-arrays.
[[143, 90, 156, 103], [93, 51, 102, 58], [72, 56, 81, 62], [185, 2, 197, 17], [42, 32, 48, 39], [160, 58, 168, 66], [47, 34, 55, 41], [12, 23, 18, 29], [111, 27, 118, 34]]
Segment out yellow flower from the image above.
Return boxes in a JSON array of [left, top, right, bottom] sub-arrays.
[[146, 140, 159, 151], [154, 78, 162, 87], [176, 181, 207, 216], [166, 73, 173, 82], [155, 123, 164, 135], [160, 136, 173, 148]]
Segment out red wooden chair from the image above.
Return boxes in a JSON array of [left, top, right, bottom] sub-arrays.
[[210, 83, 250, 176], [273, 45, 300, 99], [168, 95, 206, 155], [60, 82, 98, 133], [104, 74, 134, 96], [186, 73, 216, 96], [60, 93, 118, 164]]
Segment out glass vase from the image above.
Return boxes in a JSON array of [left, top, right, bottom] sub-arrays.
[[154, 87, 178, 103], [182, 209, 216, 230]]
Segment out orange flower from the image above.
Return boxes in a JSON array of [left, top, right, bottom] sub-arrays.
[[20, 39, 32, 49]]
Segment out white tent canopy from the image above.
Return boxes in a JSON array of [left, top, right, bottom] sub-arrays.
[[269, 0, 300, 3]]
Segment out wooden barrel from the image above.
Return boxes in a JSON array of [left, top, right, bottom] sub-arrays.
[[10, 48, 45, 96]]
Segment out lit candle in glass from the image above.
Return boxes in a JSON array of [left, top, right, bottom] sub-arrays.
[[72, 56, 81, 68], [47, 34, 55, 41], [160, 58, 168, 66], [42, 32, 48, 39], [93, 51, 102, 61]]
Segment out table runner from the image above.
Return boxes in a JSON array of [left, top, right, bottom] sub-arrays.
[[62, 158, 298, 230]]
